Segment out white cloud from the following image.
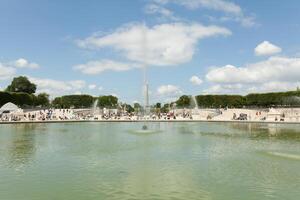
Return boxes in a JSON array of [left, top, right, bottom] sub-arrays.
[[88, 84, 97, 90], [254, 41, 282, 56], [133, 100, 140, 104], [110, 93, 119, 98], [74, 60, 138, 75], [189, 75, 203, 85], [29, 77, 86, 96], [74, 91, 82, 95], [257, 81, 300, 92], [213, 14, 256, 28], [68, 80, 86, 90], [14, 58, 39, 69], [203, 83, 243, 94], [145, 4, 179, 21], [153, 0, 256, 27], [204, 56, 300, 94], [203, 82, 300, 94], [98, 86, 103, 91], [206, 64, 251, 83], [153, 0, 241, 15], [0, 58, 38, 80], [206, 57, 300, 84], [77, 23, 231, 66], [0, 63, 16, 80], [157, 84, 182, 97]]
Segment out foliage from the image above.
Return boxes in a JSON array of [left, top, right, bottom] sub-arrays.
[[196, 95, 246, 108], [246, 91, 300, 107], [122, 103, 134, 113], [0, 91, 50, 107], [5, 76, 37, 94], [161, 103, 170, 113], [176, 95, 192, 108], [173, 90, 300, 108], [133, 102, 142, 113], [98, 95, 118, 108], [155, 102, 161, 109], [36, 93, 50, 107], [52, 95, 94, 108]]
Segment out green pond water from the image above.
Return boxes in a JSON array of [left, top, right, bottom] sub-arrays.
[[0, 122, 300, 200]]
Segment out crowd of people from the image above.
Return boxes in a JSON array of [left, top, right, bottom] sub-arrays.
[[0, 107, 300, 123]]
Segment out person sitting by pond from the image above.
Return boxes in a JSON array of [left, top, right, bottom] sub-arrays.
[[233, 113, 237, 120]]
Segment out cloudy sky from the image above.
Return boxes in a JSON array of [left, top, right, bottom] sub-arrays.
[[1, 0, 300, 103]]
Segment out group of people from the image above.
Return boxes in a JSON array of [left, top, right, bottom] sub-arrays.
[[1, 107, 300, 122], [0, 109, 75, 122]]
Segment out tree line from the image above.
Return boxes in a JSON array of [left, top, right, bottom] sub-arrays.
[[1, 76, 300, 109], [0, 76, 49, 107], [175, 91, 300, 109], [0, 76, 123, 109]]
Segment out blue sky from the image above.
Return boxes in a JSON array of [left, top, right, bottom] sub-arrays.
[[1, 0, 300, 104]]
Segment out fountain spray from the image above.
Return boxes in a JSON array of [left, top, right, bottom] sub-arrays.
[[141, 23, 149, 130], [141, 23, 150, 118]]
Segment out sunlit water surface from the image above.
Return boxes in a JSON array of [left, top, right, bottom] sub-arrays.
[[0, 122, 300, 200]]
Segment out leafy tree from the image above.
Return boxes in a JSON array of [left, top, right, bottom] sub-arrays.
[[195, 95, 245, 108], [133, 102, 142, 113], [6, 76, 36, 94], [161, 103, 170, 113], [121, 103, 134, 113], [154, 103, 161, 114], [52, 97, 62, 108], [0, 91, 36, 107], [134, 103, 141, 109], [51, 95, 94, 108], [98, 95, 118, 108], [176, 95, 191, 108], [36, 93, 50, 106], [155, 102, 161, 109]]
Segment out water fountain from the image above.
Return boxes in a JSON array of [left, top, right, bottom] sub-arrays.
[[191, 96, 199, 110], [141, 24, 149, 130], [191, 96, 200, 119], [92, 99, 99, 117]]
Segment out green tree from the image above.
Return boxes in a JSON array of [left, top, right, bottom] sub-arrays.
[[154, 103, 161, 114], [98, 95, 118, 108], [52, 97, 62, 108], [176, 95, 191, 108], [51, 95, 94, 108], [121, 103, 134, 113], [161, 103, 170, 113], [155, 102, 161, 109], [36, 93, 50, 107], [133, 102, 142, 113], [6, 76, 37, 94]]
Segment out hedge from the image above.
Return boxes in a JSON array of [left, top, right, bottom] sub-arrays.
[[0, 91, 36, 107], [52, 95, 95, 109]]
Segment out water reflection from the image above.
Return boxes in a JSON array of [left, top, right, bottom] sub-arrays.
[[0, 122, 300, 200], [229, 123, 300, 141], [8, 124, 39, 167]]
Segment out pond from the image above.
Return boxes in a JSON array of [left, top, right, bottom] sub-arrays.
[[0, 122, 299, 200]]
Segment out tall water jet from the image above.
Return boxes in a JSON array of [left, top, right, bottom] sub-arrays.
[[190, 96, 200, 119], [141, 23, 150, 120], [92, 99, 99, 116], [191, 96, 199, 110]]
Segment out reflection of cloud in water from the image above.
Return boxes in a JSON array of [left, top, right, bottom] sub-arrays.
[[117, 160, 211, 200], [127, 129, 161, 136], [264, 151, 300, 161]]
